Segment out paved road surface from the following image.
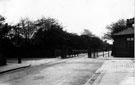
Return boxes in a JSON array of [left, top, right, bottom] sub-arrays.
[[0, 54, 104, 85]]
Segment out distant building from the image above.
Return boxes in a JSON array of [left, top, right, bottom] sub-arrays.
[[112, 27, 134, 57]]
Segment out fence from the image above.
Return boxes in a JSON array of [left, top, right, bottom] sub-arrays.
[[91, 50, 111, 58]]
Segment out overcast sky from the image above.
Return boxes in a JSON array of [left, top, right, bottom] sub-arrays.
[[0, 0, 134, 38]]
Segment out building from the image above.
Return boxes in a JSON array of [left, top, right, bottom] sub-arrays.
[[112, 27, 134, 57]]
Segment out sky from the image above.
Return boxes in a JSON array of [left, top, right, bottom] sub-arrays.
[[0, 0, 134, 41]]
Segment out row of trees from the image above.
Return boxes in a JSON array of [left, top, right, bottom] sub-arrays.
[[0, 15, 110, 59]]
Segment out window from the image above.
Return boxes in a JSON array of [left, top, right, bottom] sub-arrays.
[[127, 37, 134, 41], [127, 38, 130, 41], [131, 38, 134, 41]]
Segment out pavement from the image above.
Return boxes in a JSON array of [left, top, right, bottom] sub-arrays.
[[0, 54, 103, 85], [0, 58, 61, 74], [0, 54, 85, 74], [1, 53, 135, 85], [0, 63, 31, 74], [85, 56, 135, 85]]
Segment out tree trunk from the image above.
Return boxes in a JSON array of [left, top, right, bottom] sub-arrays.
[[88, 48, 91, 58]]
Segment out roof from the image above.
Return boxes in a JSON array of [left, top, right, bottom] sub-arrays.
[[113, 27, 134, 36]]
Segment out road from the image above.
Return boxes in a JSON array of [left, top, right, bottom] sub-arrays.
[[0, 54, 104, 85]]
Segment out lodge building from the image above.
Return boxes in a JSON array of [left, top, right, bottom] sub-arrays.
[[112, 27, 134, 57]]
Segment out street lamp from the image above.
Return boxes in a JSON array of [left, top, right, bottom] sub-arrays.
[[15, 25, 22, 64]]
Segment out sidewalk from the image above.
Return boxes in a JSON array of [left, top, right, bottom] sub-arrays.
[[0, 58, 61, 74], [0, 54, 84, 74], [85, 57, 135, 85], [0, 63, 31, 74]]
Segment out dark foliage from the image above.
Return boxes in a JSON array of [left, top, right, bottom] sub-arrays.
[[0, 15, 108, 58], [104, 17, 134, 40]]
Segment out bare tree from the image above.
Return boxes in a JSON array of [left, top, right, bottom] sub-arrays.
[[81, 29, 94, 37], [104, 19, 126, 40]]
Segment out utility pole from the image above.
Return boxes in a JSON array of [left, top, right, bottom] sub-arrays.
[[16, 25, 22, 64]]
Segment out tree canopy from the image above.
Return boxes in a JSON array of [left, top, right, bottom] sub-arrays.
[[0, 14, 108, 58], [104, 17, 134, 40]]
